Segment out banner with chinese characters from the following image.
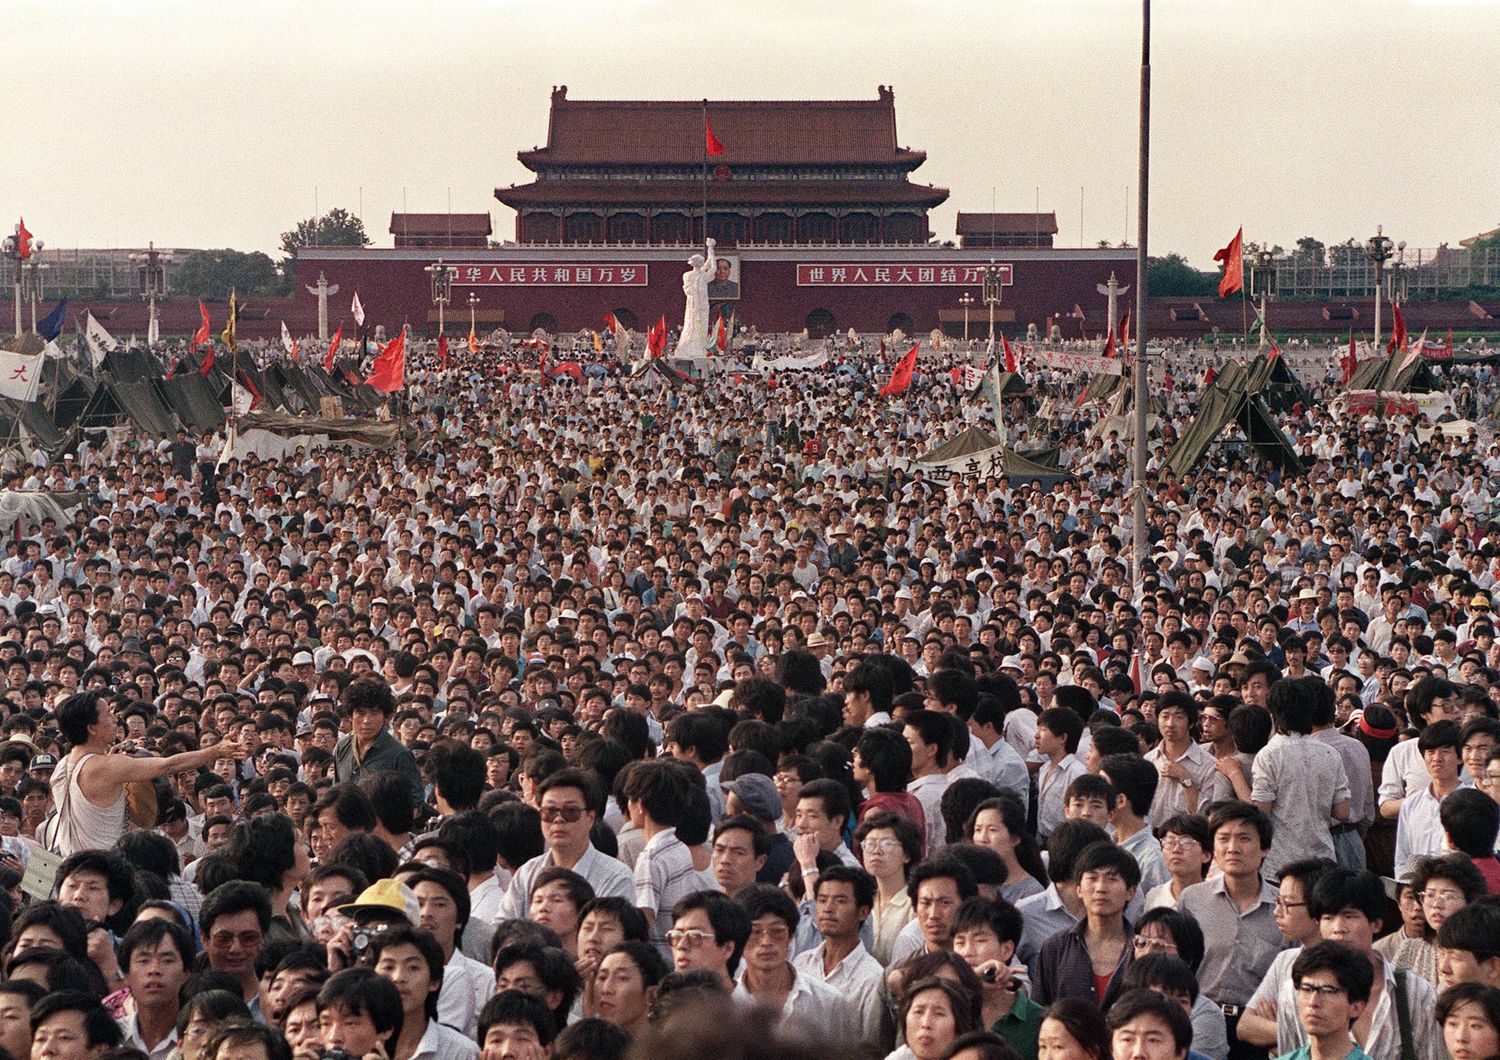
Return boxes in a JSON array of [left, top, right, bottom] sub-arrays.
[[1029, 348, 1125, 376], [796, 263, 1013, 286], [450, 263, 649, 286], [0, 350, 42, 402]]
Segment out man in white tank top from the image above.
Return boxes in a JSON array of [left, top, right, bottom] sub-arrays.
[[45, 691, 246, 857]]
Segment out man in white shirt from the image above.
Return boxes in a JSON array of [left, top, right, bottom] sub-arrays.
[[735, 883, 855, 1044], [904, 711, 954, 855], [791, 865, 884, 1046]]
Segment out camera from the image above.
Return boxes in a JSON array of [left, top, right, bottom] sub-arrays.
[[980, 966, 999, 984], [350, 926, 379, 956]]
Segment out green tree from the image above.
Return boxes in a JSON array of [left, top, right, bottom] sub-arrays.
[[1295, 236, 1326, 261], [170, 249, 281, 300], [280, 208, 371, 258], [1146, 253, 1217, 296]]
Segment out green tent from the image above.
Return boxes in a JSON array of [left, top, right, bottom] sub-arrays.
[[1163, 360, 1304, 477], [918, 426, 1069, 487], [1346, 353, 1442, 394]]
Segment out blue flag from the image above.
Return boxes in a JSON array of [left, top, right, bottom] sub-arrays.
[[37, 299, 67, 342]]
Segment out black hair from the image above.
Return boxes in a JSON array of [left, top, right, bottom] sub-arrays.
[[490, 801, 545, 871], [1045, 820, 1111, 885], [619, 759, 692, 828], [843, 662, 894, 715], [1207, 801, 1272, 850], [174, 988, 251, 1040], [853, 810, 924, 878], [229, 812, 301, 893], [1105, 988, 1193, 1053], [317, 968, 403, 1053], [554, 1017, 631, 1060], [1435, 981, 1500, 1033], [1419, 720, 1463, 753], [437, 810, 502, 877], [1292, 940, 1375, 1004], [311, 783, 377, 832], [579, 896, 650, 943], [951, 895, 1024, 947], [403, 866, 472, 935], [1440, 788, 1500, 858], [1308, 868, 1386, 926], [1435, 899, 1500, 963], [369, 923, 446, 1021], [904, 709, 955, 767], [203, 1021, 293, 1060], [929, 669, 979, 719], [796, 778, 852, 831], [1123, 953, 1200, 1003], [119, 916, 195, 971], [1133, 907, 1206, 972], [856, 727, 913, 793], [56, 849, 137, 930], [426, 740, 487, 812], [670, 891, 752, 974], [907, 855, 979, 905], [738, 883, 800, 934], [55, 692, 104, 746], [359, 771, 418, 835], [200, 880, 273, 935], [1411, 854, 1487, 905], [491, 943, 580, 1029], [115, 829, 182, 881], [529, 866, 595, 915], [12, 900, 88, 961], [1072, 840, 1142, 889], [1041, 998, 1111, 1060], [1037, 706, 1085, 754], [6, 948, 94, 993], [29, 989, 122, 1049], [1098, 754, 1158, 819], [479, 989, 558, 1048], [602, 939, 671, 988], [330, 832, 400, 886], [813, 864, 878, 910], [1268, 677, 1319, 735]]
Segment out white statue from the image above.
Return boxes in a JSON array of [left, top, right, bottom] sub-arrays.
[[674, 238, 716, 357]]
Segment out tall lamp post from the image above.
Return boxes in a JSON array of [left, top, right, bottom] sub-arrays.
[[425, 260, 456, 336], [2, 225, 38, 339], [959, 291, 975, 342], [1250, 247, 1277, 347], [127, 242, 171, 346], [467, 292, 480, 341], [982, 260, 1002, 344], [1388, 242, 1409, 323], [1365, 227, 1394, 353], [24, 250, 48, 334]]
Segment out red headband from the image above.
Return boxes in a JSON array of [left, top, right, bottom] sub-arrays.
[[1357, 714, 1397, 741]]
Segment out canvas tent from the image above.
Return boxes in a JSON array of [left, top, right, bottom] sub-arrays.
[[1346, 353, 1442, 394], [1163, 359, 1304, 477], [1257, 350, 1312, 412], [909, 426, 1069, 488]]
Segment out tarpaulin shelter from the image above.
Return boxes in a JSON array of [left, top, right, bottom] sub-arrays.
[[631, 357, 696, 387], [1257, 351, 1312, 412], [225, 411, 409, 462], [1163, 359, 1304, 477], [913, 426, 1070, 489], [159, 373, 226, 434], [0, 490, 84, 533], [1346, 354, 1442, 394], [0, 399, 68, 455]]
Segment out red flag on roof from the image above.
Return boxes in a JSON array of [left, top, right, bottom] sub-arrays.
[[1213, 227, 1244, 298], [705, 118, 724, 156], [365, 327, 406, 392], [879, 343, 919, 397], [325, 325, 343, 373]]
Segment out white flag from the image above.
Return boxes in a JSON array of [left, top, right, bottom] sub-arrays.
[[352, 291, 365, 327], [147, 314, 159, 347], [961, 365, 986, 391], [230, 381, 254, 416], [84, 313, 118, 368], [0, 350, 43, 402], [281, 320, 294, 354], [42, 341, 64, 360]]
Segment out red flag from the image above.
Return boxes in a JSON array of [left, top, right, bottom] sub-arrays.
[[237, 368, 263, 409], [1116, 307, 1131, 348], [714, 313, 727, 353], [650, 315, 668, 357], [437, 333, 450, 369], [324, 325, 343, 372], [1130, 647, 1143, 696], [365, 327, 406, 392], [1103, 326, 1117, 359], [604, 311, 619, 333], [1387, 301, 1409, 353], [198, 346, 214, 376], [1267, 339, 1281, 365], [1203, 367, 1217, 385], [192, 301, 211, 352], [1001, 333, 1019, 373], [15, 220, 31, 260], [1340, 331, 1358, 385], [879, 343, 919, 397], [1213, 227, 1244, 298], [705, 118, 724, 156]]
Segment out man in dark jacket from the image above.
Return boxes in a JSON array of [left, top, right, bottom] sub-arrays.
[[333, 676, 423, 803]]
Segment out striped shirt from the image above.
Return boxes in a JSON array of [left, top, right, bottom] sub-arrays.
[[633, 827, 702, 956]]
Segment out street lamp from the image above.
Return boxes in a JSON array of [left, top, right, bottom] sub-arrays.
[[1365, 226, 1395, 352], [127, 242, 172, 346], [425, 260, 457, 335], [958, 292, 975, 342], [24, 250, 48, 334], [1387, 241, 1409, 308], [467, 291, 480, 342], [1, 225, 38, 339], [982, 260, 1003, 343], [1250, 246, 1277, 347]]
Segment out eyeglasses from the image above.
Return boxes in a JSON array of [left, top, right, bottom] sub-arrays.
[[1274, 898, 1307, 911], [1133, 936, 1177, 953], [864, 838, 905, 854], [1294, 983, 1347, 998], [1418, 888, 1467, 906], [666, 929, 716, 949], [209, 930, 263, 949], [1161, 836, 1202, 850], [539, 805, 587, 823], [749, 924, 790, 942]]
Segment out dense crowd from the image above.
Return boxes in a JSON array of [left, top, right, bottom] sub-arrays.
[[0, 332, 1495, 1060]]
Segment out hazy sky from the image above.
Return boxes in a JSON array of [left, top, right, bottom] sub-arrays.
[[7, 0, 1498, 268]]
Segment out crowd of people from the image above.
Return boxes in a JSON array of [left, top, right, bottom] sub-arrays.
[[0, 330, 1494, 1060]]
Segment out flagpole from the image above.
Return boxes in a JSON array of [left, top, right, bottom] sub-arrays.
[[701, 99, 709, 247], [1132, 0, 1151, 604]]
